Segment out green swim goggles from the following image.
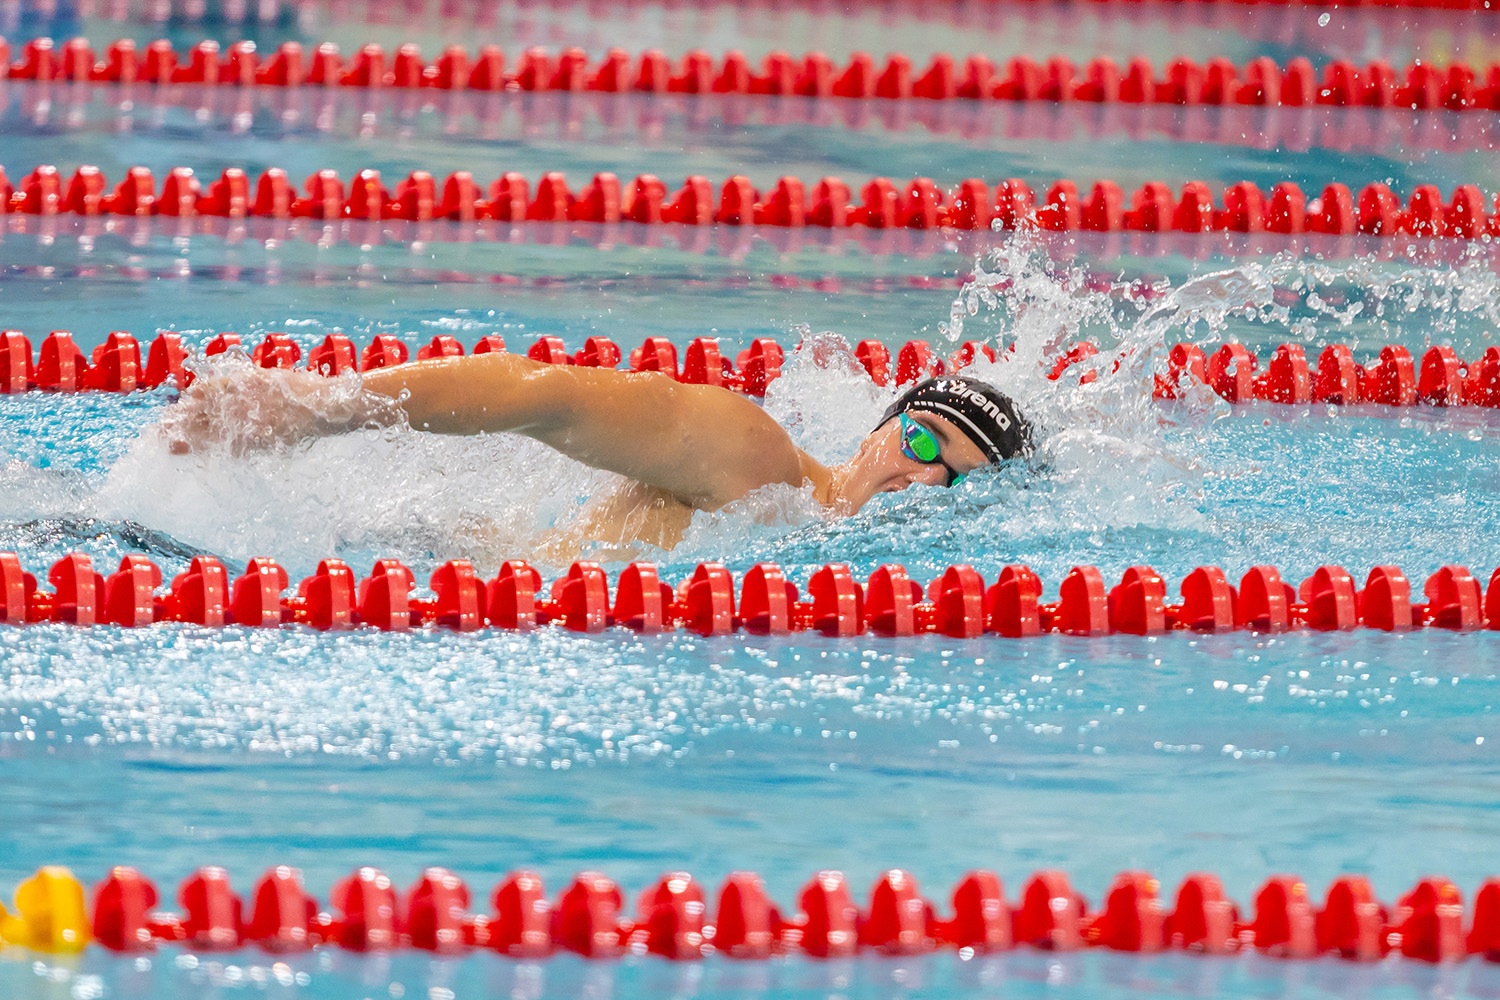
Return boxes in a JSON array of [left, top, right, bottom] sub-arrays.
[[898, 412, 966, 487]]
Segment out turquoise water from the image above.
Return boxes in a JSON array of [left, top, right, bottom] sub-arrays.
[[4, 3, 1500, 999]]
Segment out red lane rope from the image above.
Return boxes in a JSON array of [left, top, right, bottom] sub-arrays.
[[1153, 341, 1500, 407], [2, 329, 1498, 412], [4, 863, 1498, 961], [11, 84, 1500, 157], [1, 552, 1496, 636], [3, 164, 1499, 240], [7, 38, 1500, 111]]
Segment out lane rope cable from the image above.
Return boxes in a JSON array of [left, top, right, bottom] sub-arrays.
[[0, 864, 1496, 962], [7, 38, 1500, 112], [2, 553, 1497, 636], [3, 163, 1500, 242]]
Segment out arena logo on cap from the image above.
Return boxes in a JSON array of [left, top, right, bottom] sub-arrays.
[[949, 382, 1012, 431]]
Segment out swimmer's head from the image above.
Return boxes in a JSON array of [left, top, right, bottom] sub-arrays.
[[878, 375, 1033, 466], [834, 375, 1032, 512]]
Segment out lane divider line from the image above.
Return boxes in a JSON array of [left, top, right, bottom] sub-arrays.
[[3, 165, 1498, 240], [2, 864, 1496, 961], [1, 554, 1495, 636], [7, 38, 1500, 112]]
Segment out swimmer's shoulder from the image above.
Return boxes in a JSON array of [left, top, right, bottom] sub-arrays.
[[672, 385, 821, 506]]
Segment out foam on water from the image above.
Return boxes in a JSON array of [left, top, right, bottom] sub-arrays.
[[72, 232, 1164, 572], [96, 379, 623, 576]]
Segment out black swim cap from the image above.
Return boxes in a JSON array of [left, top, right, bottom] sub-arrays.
[[878, 375, 1032, 464]]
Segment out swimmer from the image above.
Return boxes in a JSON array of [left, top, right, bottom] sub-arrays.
[[163, 351, 1031, 549]]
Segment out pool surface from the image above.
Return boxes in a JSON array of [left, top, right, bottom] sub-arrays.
[[3, 2, 1500, 998]]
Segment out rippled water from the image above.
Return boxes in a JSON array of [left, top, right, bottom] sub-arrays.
[[4, 3, 1500, 997], [10, 947, 1500, 1000]]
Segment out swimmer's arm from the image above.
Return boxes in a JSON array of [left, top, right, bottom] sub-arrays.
[[361, 352, 805, 507]]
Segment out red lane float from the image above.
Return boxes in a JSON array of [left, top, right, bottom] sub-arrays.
[[11, 39, 1500, 112], [3, 165, 1499, 241], [1155, 341, 1500, 408], [9, 863, 1499, 962], [0, 330, 786, 396], [2, 553, 1497, 636], [6, 328, 1500, 415]]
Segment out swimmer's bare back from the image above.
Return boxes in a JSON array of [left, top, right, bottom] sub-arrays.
[[164, 351, 834, 512]]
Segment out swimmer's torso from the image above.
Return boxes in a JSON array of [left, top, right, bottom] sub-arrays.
[[539, 448, 830, 561], [537, 479, 700, 562]]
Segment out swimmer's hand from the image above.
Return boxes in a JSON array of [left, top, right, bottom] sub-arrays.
[[158, 362, 403, 456]]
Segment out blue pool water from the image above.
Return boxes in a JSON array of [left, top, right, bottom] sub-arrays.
[[4, 2, 1500, 998]]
